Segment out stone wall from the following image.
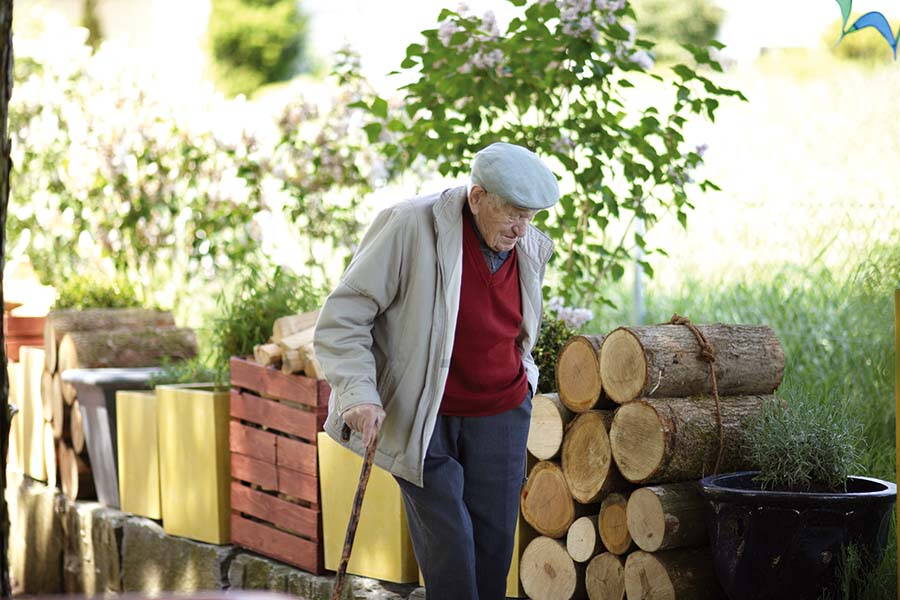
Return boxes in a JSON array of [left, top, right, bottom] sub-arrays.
[[6, 474, 424, 600]]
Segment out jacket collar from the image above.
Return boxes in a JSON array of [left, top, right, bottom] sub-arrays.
[[433, 186, 554, 266]]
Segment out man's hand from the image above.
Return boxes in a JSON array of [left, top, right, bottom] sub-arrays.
[[341, 403, 385, 448]]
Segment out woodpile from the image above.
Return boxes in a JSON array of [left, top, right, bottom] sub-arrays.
[[518, 319, 783, 598], [249, 309, 322, 379], [42, 307, 197, 501]]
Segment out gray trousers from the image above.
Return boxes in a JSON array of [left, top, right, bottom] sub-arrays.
[[395, 389, 532, 600]]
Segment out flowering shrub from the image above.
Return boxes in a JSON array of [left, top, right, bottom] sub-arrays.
[[357, 0, 745, 306]]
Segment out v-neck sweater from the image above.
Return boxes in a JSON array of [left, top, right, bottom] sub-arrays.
[[439, 206, 528, 416]]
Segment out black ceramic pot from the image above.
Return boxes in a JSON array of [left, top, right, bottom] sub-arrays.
[[698, 471, 896, 600]]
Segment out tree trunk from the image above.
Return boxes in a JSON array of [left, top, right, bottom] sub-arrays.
[[527, 393, 572, 461], [271, 310, 319, 344], [57, 326, 197, 369], [1, 4, 14, 590], [45, 308, 176, 372], [585, 553, 625, 600], [557, 334, 610, 413], [521, 460, 577, 538], [520, 536, 586, 600], [609, 395, 770, 484], [599, 324, 784, 404], [561, 410, 627, 503], [627, 482, 708, 552], [624, 548, 725, 600], [566, 515, 602, 563], [598, 492, 632, 555]]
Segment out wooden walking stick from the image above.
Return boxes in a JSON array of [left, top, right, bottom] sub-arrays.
[[331, 424, 379, 600]]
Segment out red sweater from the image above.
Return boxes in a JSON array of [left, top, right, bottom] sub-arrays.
[[440, 207, 529, 416]]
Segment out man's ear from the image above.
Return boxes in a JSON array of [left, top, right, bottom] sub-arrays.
[[469, 185, 484, 215]]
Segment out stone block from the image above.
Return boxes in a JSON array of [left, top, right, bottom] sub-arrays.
[[6, 475, 64, 594], [61, 498, 126, 594]]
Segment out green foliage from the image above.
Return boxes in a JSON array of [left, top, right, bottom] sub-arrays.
[[147, 356, 222, 388], [745, 387, 863, 492], [823, 540, 898, 600], [824, 20, 896, 64], [208, 0, 308, 97], [533, 314, 577, 393], [208, 266, 322, 375], [361, 0, 744, 305], [53, 273, 143, 310], [631, 0, 723, 64]]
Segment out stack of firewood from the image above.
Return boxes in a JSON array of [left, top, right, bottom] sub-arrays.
[[249, 310, 322, 378], [43, 308, 197, 500], [518, 324, 785, 600]]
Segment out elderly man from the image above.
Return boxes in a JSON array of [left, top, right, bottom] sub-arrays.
[[314, 142, 558, 600]]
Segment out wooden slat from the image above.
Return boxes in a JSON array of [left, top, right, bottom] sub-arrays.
[[230, 357, 319, 407], [229, 389, 318, 441], [277, 464, 319, 505], [229, 420, 276, 463], [317, 380, 332, 412], [231, 453, 277, 490], [231, 513, 323, 574], [276, 435, 316, 476], [231, 482, 319, 540]]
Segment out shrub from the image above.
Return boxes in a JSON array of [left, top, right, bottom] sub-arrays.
[[533, 314, 577, 393], [147, 356, 221, 388], [631, 0, 723, 64], [53, 273, 143, 310]]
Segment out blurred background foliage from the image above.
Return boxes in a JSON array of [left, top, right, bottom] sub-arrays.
[[630, 0, 723, 64]]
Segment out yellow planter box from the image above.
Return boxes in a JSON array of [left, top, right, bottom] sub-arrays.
[[116, 390, 161, 519], [318, 432, 418, 583], [156, 384, 230, 544]]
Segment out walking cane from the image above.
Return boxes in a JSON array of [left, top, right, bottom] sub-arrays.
[[331, 423, 378, 600]]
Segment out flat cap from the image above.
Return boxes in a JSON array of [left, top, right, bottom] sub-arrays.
[[471, 142, 559, 210]]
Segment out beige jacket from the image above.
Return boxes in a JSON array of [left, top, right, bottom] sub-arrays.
[[314, 185, 554, 486]]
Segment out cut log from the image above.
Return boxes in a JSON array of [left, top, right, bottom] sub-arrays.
[[301, 347, 324, 379], [561, 410, 627, 503], [610, 395, 769, 484], [70, 400, 85, 455], [276, 327, 315, 353], [599, 492, 632, 555], [627, 482, 708, 552], [624, 548, 725, 600], [57, 326, 197, 370], [41, 370, 53, 421], [51, 374, 67, 440], [527, 393, 572, 460], [566, 515, 602, 563], [520, 536, 586, 600], [253, 343, 282, 367], [58, 441, 95, 501], [599, 324, 784, 404], [585, 553, 625, 600], [45, 308, 176, 373], [43, 422, 57, 489], [272, 310, 319, 344], [521, 461, 577, 538], [557, 334, 607, 413], [281, 344, 324, 379]]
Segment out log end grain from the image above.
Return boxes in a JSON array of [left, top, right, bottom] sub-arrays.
[[566, 515, 600, 563], [624, 551, 676, 600], [557, 335, 604, 413], [624, 548, 723, 600], [520, 536, 580, 600], [599, 492, 632, 555], [599, 328, 647, 405], [627, 482, 709, 553], [626, 487, 666, 553], [521, 461, 575, 538], [610, 401, 665, 484], [585, 553, 625, 600], [527, 393, 570, 460], [562, 411, 614, 503]]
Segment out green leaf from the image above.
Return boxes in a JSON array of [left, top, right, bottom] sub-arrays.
[[672, 64, 694, 80], [611, 263, 625, 281], [400, 57, 417, 69], [371, 97, 389, 119], [405, 43, 424, 57], [347, 100, 368, 110], [363, 122, 382, 143]]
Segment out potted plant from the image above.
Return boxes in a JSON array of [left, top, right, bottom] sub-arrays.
[[698, 389, 895, 600]]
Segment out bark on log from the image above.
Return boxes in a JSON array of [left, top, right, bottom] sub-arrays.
[[44, 308, 176, 373], [57, 326, 197, 370], [253, 343, 282, 367], [599, 324, 784, 404], [624, 548, 725, 600], [561, 410, 627, 503], [557, 335, 609, 413], [58, 441, 94, 501], [609, 395, 770, 484], [599, 492, 632, 555], [70, 400, 85, 455], [521, 461, 577, 538], [520, 536, 586, 600], [566, 515, 602, 563], [527, 393, 572, 460], [627, 482, 708, 552], [585, 553, 625, 600], [272, 310, 319, 344]]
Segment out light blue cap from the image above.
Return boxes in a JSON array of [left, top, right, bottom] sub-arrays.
[[471, 142, 559, 210]]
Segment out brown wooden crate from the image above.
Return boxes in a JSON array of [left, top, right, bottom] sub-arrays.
[[277, 464, 318, 505], [276, 435, 316, 476], [317, 380, 332, 412], [230, 389, 319, 441], [231, 513, 325, 574], [231, 452, 277, 490], [229, 420, 276, 463], [230, 357, 319, 407], [231, 482, 319, 541]]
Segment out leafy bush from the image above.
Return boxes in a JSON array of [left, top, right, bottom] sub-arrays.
[[360, 0, 744, 305], [631, 0, 723, 64], [53, 273, 143, 310], [208, 0, 309, 97], [147, 356, 222, 388], [823, 20, 895, 64], [533, 314, 577, 393]]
